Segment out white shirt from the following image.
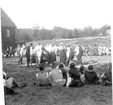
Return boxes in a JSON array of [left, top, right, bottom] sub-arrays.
[[46, 44, 53, 52], [36, 72, 49, 80], [66, 47, 70, 58], [34, 45, 42, 57], [30, 46, 33, 56], [74, 45, 79, 55]]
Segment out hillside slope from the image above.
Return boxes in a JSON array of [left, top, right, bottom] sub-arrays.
[[27, 36, 111, 47]]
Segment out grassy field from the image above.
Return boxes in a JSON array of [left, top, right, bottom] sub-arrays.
[[27, 36, 111, 47], [3, 55, 112, 105]]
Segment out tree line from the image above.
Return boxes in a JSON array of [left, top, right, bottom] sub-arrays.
[[15, 25, 111, 42]]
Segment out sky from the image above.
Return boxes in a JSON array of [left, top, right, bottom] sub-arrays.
[[1, 0, 113, 29]]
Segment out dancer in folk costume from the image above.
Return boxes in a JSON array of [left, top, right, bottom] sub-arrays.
[[66, 45, 75, 66], [40, 46, 50, 63], [34, 43, 43, 67], [17, 44, 26, 64], [59, 44, 67, 65], [66, 45, 71, 62], [26, 43, 33, 67], [30, 46, 36, 64], [49, 44, 56, 66], [67, 43, 83, 66], [74, 44, 83, 60]]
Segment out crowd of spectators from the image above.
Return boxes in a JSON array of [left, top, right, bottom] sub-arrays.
[[82, 44, 111, 56]]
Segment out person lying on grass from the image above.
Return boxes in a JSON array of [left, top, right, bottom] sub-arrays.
[[36, 64, 52, 86], [3, 71, 27, 95], [84, 65, 100, 84], [68, 62, 84, 87], [101, 62, 112, 86], [3, 71, 17, 95]]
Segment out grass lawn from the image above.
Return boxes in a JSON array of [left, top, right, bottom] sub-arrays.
[[3, 56, 112, 105]]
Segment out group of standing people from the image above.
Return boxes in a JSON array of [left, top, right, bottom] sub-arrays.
[[15, 42, 83, 67], [25, 42, 83, 67]]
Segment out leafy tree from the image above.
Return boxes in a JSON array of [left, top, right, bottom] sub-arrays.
[[68, 30, 73, 38], [16, 24, 111, 42], [32, 25, 40, 40]]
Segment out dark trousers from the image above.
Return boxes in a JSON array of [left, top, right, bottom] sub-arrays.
[[26, 56, 30, 67], [18, 57, 23, 64], [67, 54, 74, 66], [4, 86, 15, 95], [69, 79, 84, 87], [85, 76, 99, 84]]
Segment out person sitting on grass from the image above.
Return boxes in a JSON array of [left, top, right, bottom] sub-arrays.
[[38, 62, 53, 73], [36, 64, 52, 86], [79, 65, 86, 83], [58, 63, 68, 87], [49, 65, 66, 87], [3, 71, 27, 95], [84, 65, 99, 84], [101, 63, 112, 86], [79, 65, 85, 75], [68, 62, 84, 87]]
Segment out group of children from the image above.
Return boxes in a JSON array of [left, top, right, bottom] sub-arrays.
[[35, 62, 112, 87], [3, 61, 112, 95]]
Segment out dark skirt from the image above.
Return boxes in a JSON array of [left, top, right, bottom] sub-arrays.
[[49, 52, 56, 64], [60, 50, 67, 64]]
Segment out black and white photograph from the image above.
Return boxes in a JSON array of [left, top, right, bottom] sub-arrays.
[[0, 0, 112, 105]]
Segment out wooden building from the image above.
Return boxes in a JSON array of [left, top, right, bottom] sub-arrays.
[[1, 8, 17, 51]]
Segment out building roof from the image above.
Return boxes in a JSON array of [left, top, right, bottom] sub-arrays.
[[1, 8, 16, 28]]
